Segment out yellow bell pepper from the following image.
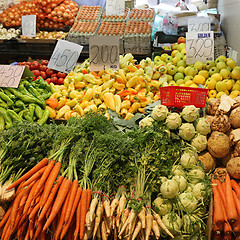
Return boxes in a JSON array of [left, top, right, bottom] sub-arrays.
[[132, 68, 144, 77], [113, 82, 125, 90], [93, 86, 102, 98], [98, 102, 107, 111], [98, 70, 105, 77], [95, 79, 103, 85], [127, 64, 138, 72], [50, 83, 61, 94], [144, 74, 151, 82], [105, 69, 114, 75], [115, 75, 127, 84], [120, 108, 128, 117], [103, 92, 115, 111], [114, 94, 121, 114], [56, 98, 67, 110], [50, 92, 61, 99], [94, 98, 102, 106], [64, 110, 73, 120], [84, 74, 97, 84], [126, 72, 133, 80], [68, 82, 75, 92], [83, 88, 94, 102], [109, 87, 116, 94], [151, 80, 161, 89], [74, 82, 86, 89], [61, 89, 68, 97], [46, 106, 56, 118], [71, 112, 80, 117], [128, 102, 141, 113], [56, 105, 71, 119], [125, 112, 134, 120], [66, 98, 78, 108], [102, 79, 115, 91], [126, 76, 140, 88], [102, 74, 111, 82], [74, 104, 84, 116], [118, 69, 127, 83], [80, 101, 91, 110], [83, 104, 97, 113], [152, 71, 161, 80], [73, 72, 84, 82], [121, 100, 131, 109], [135, 84, 142, 92], [69, 90, 84, 100]]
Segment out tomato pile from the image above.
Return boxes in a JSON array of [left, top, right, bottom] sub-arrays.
[[0, 0, 79, 28], [17, 60, 66, 85]]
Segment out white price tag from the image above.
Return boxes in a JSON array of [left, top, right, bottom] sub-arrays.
[[22, 15, 36, 37], [0, 65, 25, 88], [89, 36, 119, 72], [106, 0, 125, 15], [186, 31, 214, 65], [48, 40, 83, 73], [188, 17, 211, 32]]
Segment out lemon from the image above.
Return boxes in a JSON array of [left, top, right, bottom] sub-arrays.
[[211, 73, 223, 82], [193, 75, 205, 85]]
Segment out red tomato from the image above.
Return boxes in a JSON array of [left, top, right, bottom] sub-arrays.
[[50, 76, 58, 84], [177, 37, 186, 44], [40, 71, 47, 79], [57, 78, 64, 85], [45, 78, 51, 84], [26, 62, 32, 66], [32, 69, 40, 77], [57, 72, 67, 78], [31, 61, 40, 70], [51, 73, 57, 78], [39, 64, 47, 72], [41, 60, 49, 65], [46, 68, 54, 76]]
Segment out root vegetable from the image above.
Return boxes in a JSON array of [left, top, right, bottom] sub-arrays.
[[205, 115, 214, 126], [166, 112, 182, 130], [151, 104, 169, 121], [138, 207, 146, 228], [207, 131, 230, 158], [180, 150, 198, 169], [153, 197, 172, 216], [152, 219, 160, 239], [145, 212, 153, 240], [226, 157, 240, 179], [194, 117, 211, 135], [211, 113, 231, 133], [0, 206, 5, 221], [191, 134, 207, 152], [181, 105, 199, 122], [160, 179, 179, 199], [233, 141, 240, 157], [178, 123, 195, 141], [0, 180, 15, 202], [229, 129, 240, 145], [132, 220, 142, 240], [162, 212, 182, 235], [230, 107, 240, 128], [198, 151, 216, 172], [206, 98, 220, 115]]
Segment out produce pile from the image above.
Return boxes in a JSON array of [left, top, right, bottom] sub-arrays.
[[0, 0, 79, 28], [0, 77, 52, 130], [20, 30, 67, 40], [17, 60, 67, 84], [0, 23, 20, 40], [0, 106, 211, 239]]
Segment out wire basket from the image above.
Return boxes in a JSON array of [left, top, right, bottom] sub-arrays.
[[160, 86, 208, 108]]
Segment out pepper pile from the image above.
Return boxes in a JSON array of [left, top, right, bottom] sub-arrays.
[[0, 77, 52, 131]]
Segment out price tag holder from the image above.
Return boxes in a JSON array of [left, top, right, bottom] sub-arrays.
[[89, 36, 119, 72], [188, 17, 211, 32], [48, 39, 83, 73], [22, 15, 36, 37], [106, 0, 125, 15], [0, 65, 26, 88], [186, 31, 214, 65]]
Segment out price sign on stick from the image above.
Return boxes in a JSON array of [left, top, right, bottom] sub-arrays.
[[188, 17, 211, 32], [89, 36, 119, 72], [22, 15, 36, 37], [186, 31, 214, 65], [106, 0, 125, 15], [0, 65, 25, 88], [48, 40, 83, 73]]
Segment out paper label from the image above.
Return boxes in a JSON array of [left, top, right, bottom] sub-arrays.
[[188, 17, 211, 32], [106, 0, 125, 15], [22, 15, 36, 37]]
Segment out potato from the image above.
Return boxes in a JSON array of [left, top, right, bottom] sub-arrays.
[[226, 157, 240, 179]]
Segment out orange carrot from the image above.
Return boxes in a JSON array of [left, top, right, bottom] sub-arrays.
[[74, 187, 82, 240], [22, 166, 47, 187], [29, 202, 40, 221], [225, 174, 238, 223], [29, 216, 34, 239], [66, 218, 75, 240], [32, 218, 45, 240], [7, 158, 49, 190], [65, 179, 79, 224], [2, 223, 11, 240], [38, 230, 46, 240], [215, 179, 227, 208], [231, 179, 240, 197], [40, 161, 61, 208], [0, 203, 12, 228], [38, 176, 63, 222], [233, 216, 240, 235], [1, 213, 11, 240], [60, 187, 82, 239], [19, 180, 35, 207], [24, 225, 30, 240], [43, 178, 72, 231], [34, 160, 55, 196], [212, 178, 225, 225], [224, 221, 232, 235], [79, 189, 88, 240], [232, 190, 240, 216], [86, 188, 92, 210]]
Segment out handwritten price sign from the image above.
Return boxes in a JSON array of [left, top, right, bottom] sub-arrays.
[[22, 15, 36, 37], [0, 65, 25, 88], [106, 0, 125, 15], [48, 40, 83, 73], [186, 31, 214, 65], [188, 17, 211, 32], [89, 36, 119, 72]]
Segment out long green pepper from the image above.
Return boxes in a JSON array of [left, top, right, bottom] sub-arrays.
[[0, 92, 14, 107], [0, 107, 13, 129]]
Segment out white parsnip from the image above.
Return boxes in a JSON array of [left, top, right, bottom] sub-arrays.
[[92, 202, 104, 239], [101, 219, 108, 240], [152, 219, 160, 239], [119, 209, 135, 237], [132, 220, 142, 240], [103, 199, 111, 218], [110, 198, 119, 216], [145, 212, 153, 240], [119, 194, 127, 216], [89, 197, 98, 222], [138, 207, 146, 228]]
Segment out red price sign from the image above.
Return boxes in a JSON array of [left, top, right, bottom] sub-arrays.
[[0, 65, 25, 88]]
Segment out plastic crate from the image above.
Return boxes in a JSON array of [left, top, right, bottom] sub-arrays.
[[160, 86, 208, 108]]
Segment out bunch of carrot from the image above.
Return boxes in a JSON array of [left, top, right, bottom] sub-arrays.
[[211, 173, 240, 240], [0, 158, 92, 240]]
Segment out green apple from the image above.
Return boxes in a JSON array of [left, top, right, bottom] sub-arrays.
[[231, 69, 240, 80], [216, 61, 227, 70], [205, 78, 217, 89], [171, 50, 179, 58], [184, 75, 194, 83], [177, 60, 186, 68], [223, 79, 234, 91], [198, 70, 209, 80], [233, 66, 240, 71], [169, 81, 177, 86], [175, 52, 185, 60], [178, 66, 185, 74], [215, 56, 227, 64], [194, 61, 205, 71], [184, 66, 191, 75], [216, 81, 227, 92], [227, 59, 237, 69], [153, 56, 162, 65], [187, 67, 198, 77], [171, 42, 178, 50], [174, 72, 184, 81], [220, 68, 231, 79], [209, 67, 219, 76], [166, 74, 173, 82], [176, 79, 185, 85], [177, 43, 186, 52], [167, 65, 178, 75], [205, 60, 215, 70], [160, 53, 169, 61], [232, 83, 240, 91], [165, 56, 173, 63], [183, 55, 186, 61], [172, 56, 181, 65]]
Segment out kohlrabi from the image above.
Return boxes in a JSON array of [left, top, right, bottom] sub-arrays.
[[160, 179, 179, 199], [188, 167, 205, 184], [178, 123, 195, 141], [194, 117, 211, 135], [181, 105, 199, 122], [191, 134, 207, 152], [153, 196, 172, 216], [151, 104, 169, 121], [178, 191, 198, 213], [172, 175, 187, 193], [171, 165, 186, 177], [162, 212, 182, 234], [180, 150, 198, 169], [182, 214, 202, 234], [166, 112, 182, 130], [139, 116, 154, 128], [192, 182, 207, 200]]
